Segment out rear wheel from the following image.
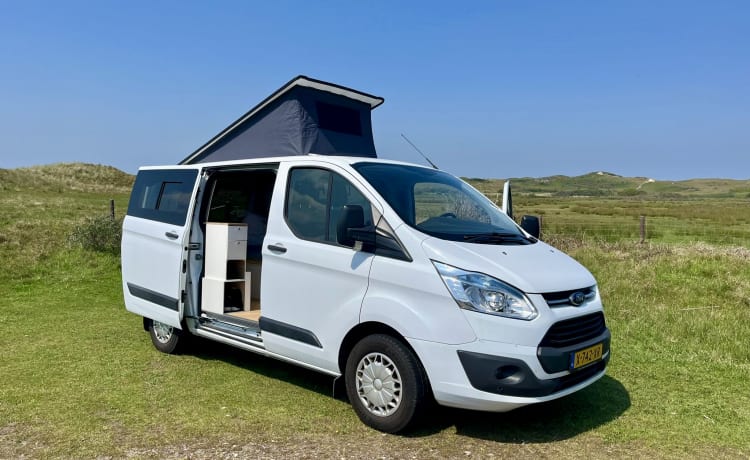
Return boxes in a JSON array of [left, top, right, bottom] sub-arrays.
[[148, 320, 185, 354], [345, 334, 429, 433]]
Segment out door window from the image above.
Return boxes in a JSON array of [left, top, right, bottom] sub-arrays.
[[285, 168, 373, 244], [127, 170, 198, 225]]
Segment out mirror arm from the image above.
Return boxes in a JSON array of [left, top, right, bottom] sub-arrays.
[[348, 225, 377, 251]]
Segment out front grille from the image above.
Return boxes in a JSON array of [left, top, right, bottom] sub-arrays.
[[539, 312, 606, 348], [542, 286, 596, 307]]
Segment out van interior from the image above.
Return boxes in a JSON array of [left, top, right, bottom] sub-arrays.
[[200, 167, 277, 326]]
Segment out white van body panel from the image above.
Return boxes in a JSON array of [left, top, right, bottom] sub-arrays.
[[421, 237, 596, 294], [260, 161, 382, 373], [121, 166, 202, 329], [191, 327, 340, 377], [360, 252, 477, 345], [121, 216, 188, 328]]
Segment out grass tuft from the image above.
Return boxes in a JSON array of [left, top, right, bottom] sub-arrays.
[[68, 215, 123, 254]]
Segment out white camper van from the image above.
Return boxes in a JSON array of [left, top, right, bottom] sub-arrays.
[[121, 77, 610, 433]]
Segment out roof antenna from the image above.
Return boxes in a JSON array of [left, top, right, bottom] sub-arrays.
[[401, 133, 439, 169]]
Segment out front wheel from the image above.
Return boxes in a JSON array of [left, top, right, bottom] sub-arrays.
[[148, 320, 185, 354], [345, 334, 430, 433]]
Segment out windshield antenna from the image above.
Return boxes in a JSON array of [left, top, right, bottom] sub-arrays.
[[400, 133, 439, 170]]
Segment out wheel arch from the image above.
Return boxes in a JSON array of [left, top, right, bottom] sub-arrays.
[[340, 323, 434, 432], [337, 321, 420, 375]]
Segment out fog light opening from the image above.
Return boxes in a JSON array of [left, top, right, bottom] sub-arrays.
[[495, 365, 521, 383]]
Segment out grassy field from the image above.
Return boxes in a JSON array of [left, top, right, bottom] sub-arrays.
[[1, 164, 749, 458], [467, 174, 750, 247]]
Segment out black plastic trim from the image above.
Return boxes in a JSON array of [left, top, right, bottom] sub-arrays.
[[373, 231, 412, 262], [457, 350, 608, 397], [267, 244, 287, 253], [127, 283, 179, 311], [259, 317, 322, 348], [539, 312, 606, 348], [537, 328, 611, 373]]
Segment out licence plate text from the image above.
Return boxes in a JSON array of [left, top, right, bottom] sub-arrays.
[[571, 343, 603, 370]]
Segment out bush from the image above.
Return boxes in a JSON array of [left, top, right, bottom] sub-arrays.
[[617, 188, 645, 196], [68, 215, 123, 254]]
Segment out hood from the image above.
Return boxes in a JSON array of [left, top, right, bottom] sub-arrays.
[[421, 237, 596, 294]]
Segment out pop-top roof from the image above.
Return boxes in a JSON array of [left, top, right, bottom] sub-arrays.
[[180, 76, 384, 164]]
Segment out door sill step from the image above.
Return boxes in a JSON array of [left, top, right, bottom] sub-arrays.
[[199, 314, 262, 344], [202, 311, 260, 330]]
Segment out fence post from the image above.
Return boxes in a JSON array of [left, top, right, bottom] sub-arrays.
[[538, 214, 543, 239], [639, 215, 646, 243], [110, 199, 115, 220]]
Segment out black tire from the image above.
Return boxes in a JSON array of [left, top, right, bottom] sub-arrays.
[[148, 319, 185, 354], [345, 334, 429, 433]]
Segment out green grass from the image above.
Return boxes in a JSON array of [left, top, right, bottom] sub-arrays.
[[466, 173, 750, 247], [496, 196, 749, 247], [466, 172, 750, 199], [1, 164, 749, 458], [572, 243, 750, 447]]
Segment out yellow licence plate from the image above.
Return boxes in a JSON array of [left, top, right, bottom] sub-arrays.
[[571, 343, 603, 370]]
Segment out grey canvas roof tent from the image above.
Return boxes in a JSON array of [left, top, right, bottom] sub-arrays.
[[180, 76, 384, 164]]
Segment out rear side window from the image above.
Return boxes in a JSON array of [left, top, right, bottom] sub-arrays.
[[127, 169, 198, 225]]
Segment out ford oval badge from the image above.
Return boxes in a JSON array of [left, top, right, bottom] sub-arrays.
[[569, 291, 586, 306]]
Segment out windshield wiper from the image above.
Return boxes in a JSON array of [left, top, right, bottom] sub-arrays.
[[463, 232, 534, 244]]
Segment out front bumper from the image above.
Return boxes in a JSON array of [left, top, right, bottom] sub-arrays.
[[407, 333, 609, 412], [458, 346, 609, 397]]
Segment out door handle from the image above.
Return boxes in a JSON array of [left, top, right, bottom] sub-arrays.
[[165, 231, 179, 240], [267, 244, 287, 254]]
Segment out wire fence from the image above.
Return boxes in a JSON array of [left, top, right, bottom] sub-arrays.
[[533, 215, 749, 248]]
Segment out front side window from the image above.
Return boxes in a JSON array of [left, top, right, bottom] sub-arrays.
[[127, 169, 198, 225], [285, 167, 373, 244], [353, 163, 533, 245]]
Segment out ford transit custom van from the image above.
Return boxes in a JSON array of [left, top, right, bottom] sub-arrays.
[[121, 155, 610, 432]]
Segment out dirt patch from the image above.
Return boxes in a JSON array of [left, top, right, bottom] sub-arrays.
[[0, 424, 47, 459], [115, 434, 747, 460], [3, 423, 749, 459]]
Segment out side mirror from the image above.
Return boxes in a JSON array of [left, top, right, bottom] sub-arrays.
[[337, 205, 376, 249], [520, 215, 540, 239]]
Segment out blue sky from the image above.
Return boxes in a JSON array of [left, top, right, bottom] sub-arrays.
[[0, 1, 748, 180]]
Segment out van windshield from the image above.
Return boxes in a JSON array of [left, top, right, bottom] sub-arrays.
[[352, 163, 534, 245]]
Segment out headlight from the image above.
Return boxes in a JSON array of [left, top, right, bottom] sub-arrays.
[[433, 261, 538, 320]]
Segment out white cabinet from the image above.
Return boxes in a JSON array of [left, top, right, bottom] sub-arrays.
[[201, 223, 251, 314], [204, 223, 247, 280]]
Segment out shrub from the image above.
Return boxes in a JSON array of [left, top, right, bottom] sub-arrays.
[[68, 215, 123, 254], [617, 188, 645, 196]]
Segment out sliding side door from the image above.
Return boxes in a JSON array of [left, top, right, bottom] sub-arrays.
[[121, 167, 201, 329]]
